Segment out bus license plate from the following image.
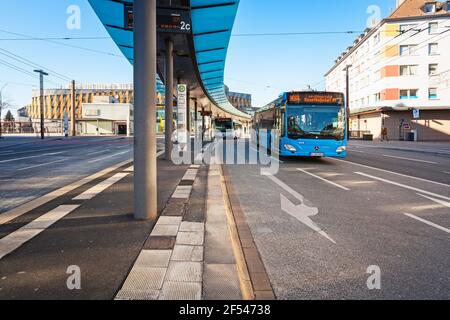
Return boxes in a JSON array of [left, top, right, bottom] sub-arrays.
[[310, 153, 324, 157]]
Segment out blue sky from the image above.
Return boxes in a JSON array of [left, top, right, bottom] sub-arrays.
[[0, 0, 396, 115]]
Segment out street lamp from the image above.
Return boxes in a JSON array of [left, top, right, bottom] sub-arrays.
[[0, 84, 8, 139]]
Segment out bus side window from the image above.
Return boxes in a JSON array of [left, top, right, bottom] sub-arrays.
[[281, 111, 286, 137]]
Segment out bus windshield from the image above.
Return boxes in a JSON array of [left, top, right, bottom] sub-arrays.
[[287, 105, 345, 140]]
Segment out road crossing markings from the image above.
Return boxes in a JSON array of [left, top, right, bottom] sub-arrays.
[[17, 159, 66, 171], [262, 173, 336, 244], [330, 158, 450, 188], [355, 172, 450, 201], [88, 150, 131, 163], [0, 205, 80, 260], [296, 168, 350, 191], [382, 154, 438, 164], [73, 172, 129, 200], [417, 194, 450, 209], [0, 152, 65, 164], [404, 213, 450, 235]]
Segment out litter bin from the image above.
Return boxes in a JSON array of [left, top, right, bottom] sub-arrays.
[[407, 132, 415, 142], [363, 134, 373, 141]]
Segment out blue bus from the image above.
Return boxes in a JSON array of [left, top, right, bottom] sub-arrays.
[[254, 91, 347, 158]]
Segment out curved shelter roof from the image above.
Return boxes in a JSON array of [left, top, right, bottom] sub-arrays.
[[88, 0, 250, 119]]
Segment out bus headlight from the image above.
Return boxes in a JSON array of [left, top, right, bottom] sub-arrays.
[[284, 144, 297, 152], [336, 146, 347, 153]]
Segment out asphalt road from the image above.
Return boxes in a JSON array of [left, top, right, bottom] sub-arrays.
[[0, 136, 155, 214], [224, 139, 450, 300]]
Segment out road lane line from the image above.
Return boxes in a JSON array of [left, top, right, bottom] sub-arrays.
[[88, 149, 111, 156], [417, 194, 450, 208], [88, 150, 131, 163], [0, 205, 80, 260], [297, 168, 350, 191], [330, 158, 450, 188], [17, 159, 66, 171], [250, 146, 284, 163], [0, 152, 65, 164], [73, 172, 129, 200], [348, 149, 369, 154], [444, 172, 450, 175], [355, 172, 450, 201], [0, 160, 132, 226], [404, 213, 450, 235], [382, 154, 438, 164]]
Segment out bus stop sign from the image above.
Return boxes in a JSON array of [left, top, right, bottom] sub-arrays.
[[413, 109, 420, 119]]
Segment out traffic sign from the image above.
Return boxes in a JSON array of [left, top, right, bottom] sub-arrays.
[[413, 109, 420, 119]]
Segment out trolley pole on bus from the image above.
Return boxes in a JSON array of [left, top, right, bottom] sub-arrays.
[[134, 0, 158, 221]]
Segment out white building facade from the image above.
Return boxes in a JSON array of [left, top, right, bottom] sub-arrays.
[[326, 0, 450, 141]]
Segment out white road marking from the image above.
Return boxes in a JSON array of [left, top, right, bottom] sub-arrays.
[[88, 151, 131, 163], [382, 154, 438, 164], [348, 149, 368, 154], [444, 172, 450, 175], [0, 152, 65, 164], [0, 205, 80, 260], [73, 172, 129, 200], [417, 194, 450, 208], [88, 149, 111, 156], [404, 213, 450, 235], [330, 158, 450, 188], [355, 172, 450, 201], [263, 173, 335, 243], [297, 168, 350, 191], [18, 159, 66, 171]]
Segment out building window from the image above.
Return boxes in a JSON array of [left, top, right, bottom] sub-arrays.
[[400, 24, 418, 34], [400, 45, 418, 56], [429, 88, 438, 99], [400, 65, 418, 76], [400, 89, 418, 99], [428, 43, 439, 55], [429, 63, 438, 76], [429, 22, 439, 34], [424, 2, 437, 13]]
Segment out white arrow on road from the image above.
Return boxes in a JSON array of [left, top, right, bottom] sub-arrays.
[[281, 194, 336, 244]]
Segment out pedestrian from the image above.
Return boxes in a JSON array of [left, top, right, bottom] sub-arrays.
[[381, 126, 389, 142]]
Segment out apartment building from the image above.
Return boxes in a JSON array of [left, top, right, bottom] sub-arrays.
[[326, 0, 450, 141]]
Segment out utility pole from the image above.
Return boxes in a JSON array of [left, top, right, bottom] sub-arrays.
[[34, 70, 49, 140], [0, 84, 7, 139], [71, 80, 77, 136], [165, 38, 174, 161], [344, 65, 352, 140], [134, 0, 158, 221]]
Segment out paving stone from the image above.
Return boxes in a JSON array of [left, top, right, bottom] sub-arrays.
[[159, 281, 201, 300], [144, 236, 176, 250], [134, 250, 172, 268], [172, 245, 204, 262], [179, 222, 204, 232], [254, 291, 276, 301], [176, 231, 204, 246], [151, 224, 179, 237], [115, 289, 159, 301], [165, 261, 203, 282], [157, 216, 182, 226], [250, 272, 273, 292], [121, 267, 167, 291], [203, 264, 242, 300]]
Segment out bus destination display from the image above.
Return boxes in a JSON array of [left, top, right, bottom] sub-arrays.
[[287, 92, 344, 106]]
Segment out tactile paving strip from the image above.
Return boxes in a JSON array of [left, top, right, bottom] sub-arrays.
[[159, 281, 202, 300]]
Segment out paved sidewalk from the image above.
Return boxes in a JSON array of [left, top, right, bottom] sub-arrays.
[[350, 140, 450, 156], [116, 164, 242, 300]]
